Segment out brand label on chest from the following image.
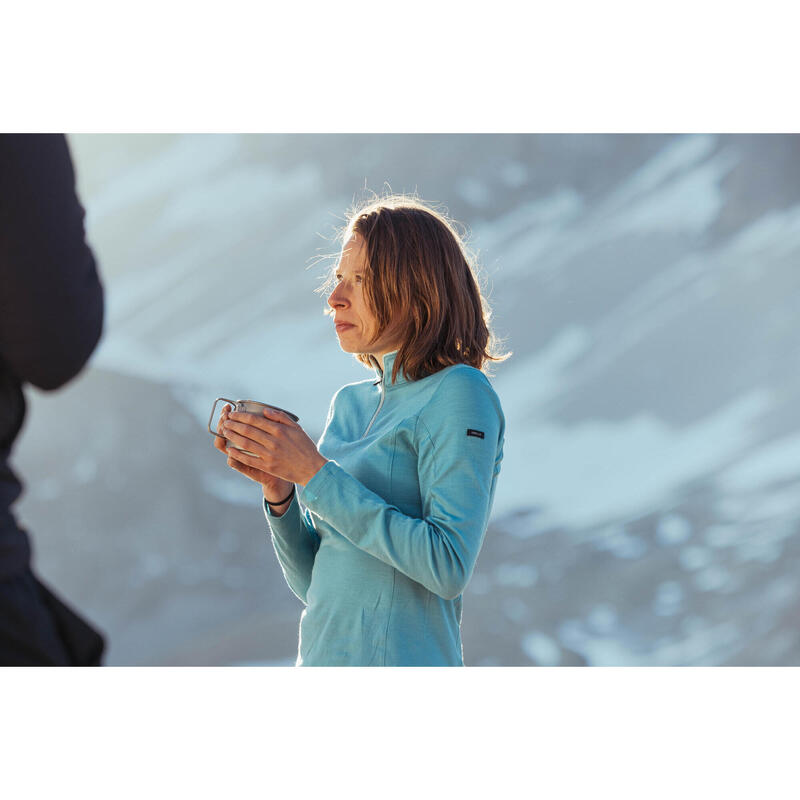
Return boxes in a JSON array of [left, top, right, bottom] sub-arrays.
[[466, 429, 485, 439]]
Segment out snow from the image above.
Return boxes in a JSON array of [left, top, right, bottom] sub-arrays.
[[17, 132, 799, 666]]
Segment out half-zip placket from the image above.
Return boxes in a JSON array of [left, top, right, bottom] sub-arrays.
[[361, 376, 385, 439]]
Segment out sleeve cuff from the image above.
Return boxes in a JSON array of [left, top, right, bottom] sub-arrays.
[[263, 487, 299, 519], [298, 460, 340, 508]]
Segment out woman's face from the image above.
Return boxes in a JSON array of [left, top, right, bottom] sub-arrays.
[[328, 234, 402, 358]]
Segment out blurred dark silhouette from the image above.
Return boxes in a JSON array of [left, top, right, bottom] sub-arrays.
[[0, 134, 105, 665]]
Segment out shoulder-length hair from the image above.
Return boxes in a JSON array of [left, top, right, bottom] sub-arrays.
[[318, 192, 511, 385]]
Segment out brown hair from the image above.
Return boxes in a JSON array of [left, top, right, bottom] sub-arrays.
[[317, 191, 511, 385]]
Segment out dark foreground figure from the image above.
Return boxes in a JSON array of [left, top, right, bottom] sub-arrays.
[[0, 134, 105, 665]]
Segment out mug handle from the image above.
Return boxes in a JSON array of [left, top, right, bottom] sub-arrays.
[[208, 397, 238, 437]]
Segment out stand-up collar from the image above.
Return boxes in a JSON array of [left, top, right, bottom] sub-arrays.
[[371, 350, 409, 389]]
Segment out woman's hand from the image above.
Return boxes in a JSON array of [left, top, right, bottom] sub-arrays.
[[220, 406, 329, 488], [212, 404, 296, 502]]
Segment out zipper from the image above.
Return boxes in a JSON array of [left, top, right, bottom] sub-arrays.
[[361, 377, 385, 439]]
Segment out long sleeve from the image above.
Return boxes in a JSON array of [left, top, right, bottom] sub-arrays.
[[263, 392, 340, 604], [264, 489, 321, 604], [0, 134, 104, 390], [298, 369, 504, 601]]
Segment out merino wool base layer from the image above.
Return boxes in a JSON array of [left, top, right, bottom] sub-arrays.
[[265, 350, 505, 667]]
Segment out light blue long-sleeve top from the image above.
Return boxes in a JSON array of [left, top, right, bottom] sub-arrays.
[[264, 349, 505, 666]]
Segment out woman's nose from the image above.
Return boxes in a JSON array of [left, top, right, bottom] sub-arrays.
[[328, 285, 347, 308]]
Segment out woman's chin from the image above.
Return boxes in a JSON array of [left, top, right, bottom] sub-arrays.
[[335, 338, 362, 354], [335, 330, 361, 348]]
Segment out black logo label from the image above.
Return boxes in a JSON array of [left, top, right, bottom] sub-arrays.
[[466, 429, 485, 439]]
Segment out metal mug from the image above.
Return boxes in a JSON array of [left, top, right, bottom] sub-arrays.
[[208, 397, 300, 457]]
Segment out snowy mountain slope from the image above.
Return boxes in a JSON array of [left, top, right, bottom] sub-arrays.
[[13, 133, 800, 665]]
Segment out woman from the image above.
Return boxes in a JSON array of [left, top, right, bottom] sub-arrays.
[[213, 194, 510, 666]]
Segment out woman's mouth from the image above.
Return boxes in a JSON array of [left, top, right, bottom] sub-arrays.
[[335, 323, 355, 332]]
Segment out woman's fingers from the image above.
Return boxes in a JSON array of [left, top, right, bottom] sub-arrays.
[[260, 406, 300, 427], [214, 405, 232, 450], [227, 445, 276, 479], [214, 414, 230, 450], [223, 417, 277, 451], [217, 406, 304, 485], [216, 406, 278, 484], [214, 428, 228, 452], [228, 410, 290, 437], [224, 429, 267, 457], [226, 452, 264, 483]]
